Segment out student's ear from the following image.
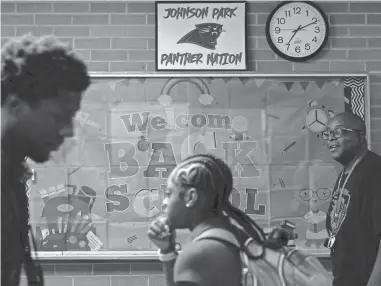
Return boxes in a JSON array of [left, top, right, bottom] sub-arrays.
[[184, 188, 198, 208], [3, 94, 29, 116]]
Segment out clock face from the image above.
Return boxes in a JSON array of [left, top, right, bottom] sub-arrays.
[[266, 1, 329, 61], [306, 108, 328, 133]]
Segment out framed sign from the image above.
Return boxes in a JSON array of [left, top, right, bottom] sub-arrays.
[[155, 1, 248, 71], [28, 73, 370, 260]]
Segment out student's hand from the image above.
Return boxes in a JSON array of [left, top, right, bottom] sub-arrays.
[[148, 216, 176, 253]]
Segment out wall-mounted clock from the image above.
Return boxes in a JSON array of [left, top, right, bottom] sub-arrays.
[[266, 1, 329, 62]]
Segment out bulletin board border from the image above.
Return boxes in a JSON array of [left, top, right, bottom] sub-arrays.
[[32, 72, 370, 260]]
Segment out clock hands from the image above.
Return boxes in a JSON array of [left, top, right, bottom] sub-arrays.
[[315, 109, 327, 125], [316, 119, 326, 125], [308, 119, 325, 128], [308, 109, 326, 128], [306, 109, 326, 127], [285, 20, 318, 49], [274, 28, 306, 31], [293, 20, 318, 33], [286, 25, 301, 48]]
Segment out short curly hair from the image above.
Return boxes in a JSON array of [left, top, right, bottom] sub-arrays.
[[1, 34, 90, 106]]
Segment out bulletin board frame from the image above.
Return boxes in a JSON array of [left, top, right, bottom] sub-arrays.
[[32, 72, 370, 260]]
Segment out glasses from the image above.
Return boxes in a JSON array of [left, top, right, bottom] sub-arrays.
[[322, 127, 363, 140], [299, 188, 332, 201]]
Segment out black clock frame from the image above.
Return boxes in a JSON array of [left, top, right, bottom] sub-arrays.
[[265, 1, 329, 62]]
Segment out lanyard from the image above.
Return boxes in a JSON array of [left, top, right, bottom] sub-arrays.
[[332, 150, 367, 226], [326, 150, 368, 249]]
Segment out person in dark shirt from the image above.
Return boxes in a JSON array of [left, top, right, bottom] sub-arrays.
[[1, 34, 90, 286], [323, 112, 381, 286], [147, 154, 267, 286]]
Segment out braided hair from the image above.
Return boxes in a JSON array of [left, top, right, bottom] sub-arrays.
[[170, 153, 266, 244]]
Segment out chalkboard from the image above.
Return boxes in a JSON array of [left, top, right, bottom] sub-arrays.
[[26, 73, 370, 259]]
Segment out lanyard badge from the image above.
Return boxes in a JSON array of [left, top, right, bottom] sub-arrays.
[[325, 151, 367, 250], [325, 236, 336, 249]]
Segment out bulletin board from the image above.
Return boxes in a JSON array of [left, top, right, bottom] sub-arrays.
[[27, 73, 370, 260]]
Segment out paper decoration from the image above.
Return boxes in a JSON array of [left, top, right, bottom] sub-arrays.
[[255, 78, 266, 88], [300, 82, 310, 91], [316, 80, 326, 89], [205, 77, 214, 84], [68, 167, 81, 176], [344, 77, 365, 120], [284, 82, 294, 91], [75, 111, 90, 127], [267, 114, 280, 120], [331, 79, 340, 87], [86, 120, 102, 131], [157, 94, 173, 106], [281, 141, 296, 153], [127, 235, 137, 244], [239, 77, 250, 85], [165, 108, 176, 129], [198, 93, 214, 105], [86, 230, 103, 251], [113, 99, 121, 107], [136, 78, 146, 84], [37, 184, 66, 204], [351, 86, 365, 119], [27, 75, 368, 256], [109, 81, 117, 92], [120, 79, 130, 87]]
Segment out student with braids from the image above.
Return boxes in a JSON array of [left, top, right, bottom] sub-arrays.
[[1, 34, 90, 286], [148, 154, 333, 286], [148, 153, 249, 286]]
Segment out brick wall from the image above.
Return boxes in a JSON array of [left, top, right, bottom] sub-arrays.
[[1, 1, 380, 285]]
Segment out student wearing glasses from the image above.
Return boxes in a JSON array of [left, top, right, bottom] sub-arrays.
[[322, 112, 381, 286]]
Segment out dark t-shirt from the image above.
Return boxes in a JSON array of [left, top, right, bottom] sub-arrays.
[[326, 151, 381, 286], [1, 152, 30, 264], [174, 217, 243, 286]]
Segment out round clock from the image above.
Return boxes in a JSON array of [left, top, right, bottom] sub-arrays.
[[305, 108, 328, 133], [266, 1, 329, 62]]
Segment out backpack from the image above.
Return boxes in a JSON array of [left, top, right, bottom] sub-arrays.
[[194, 228, 333, 286]]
